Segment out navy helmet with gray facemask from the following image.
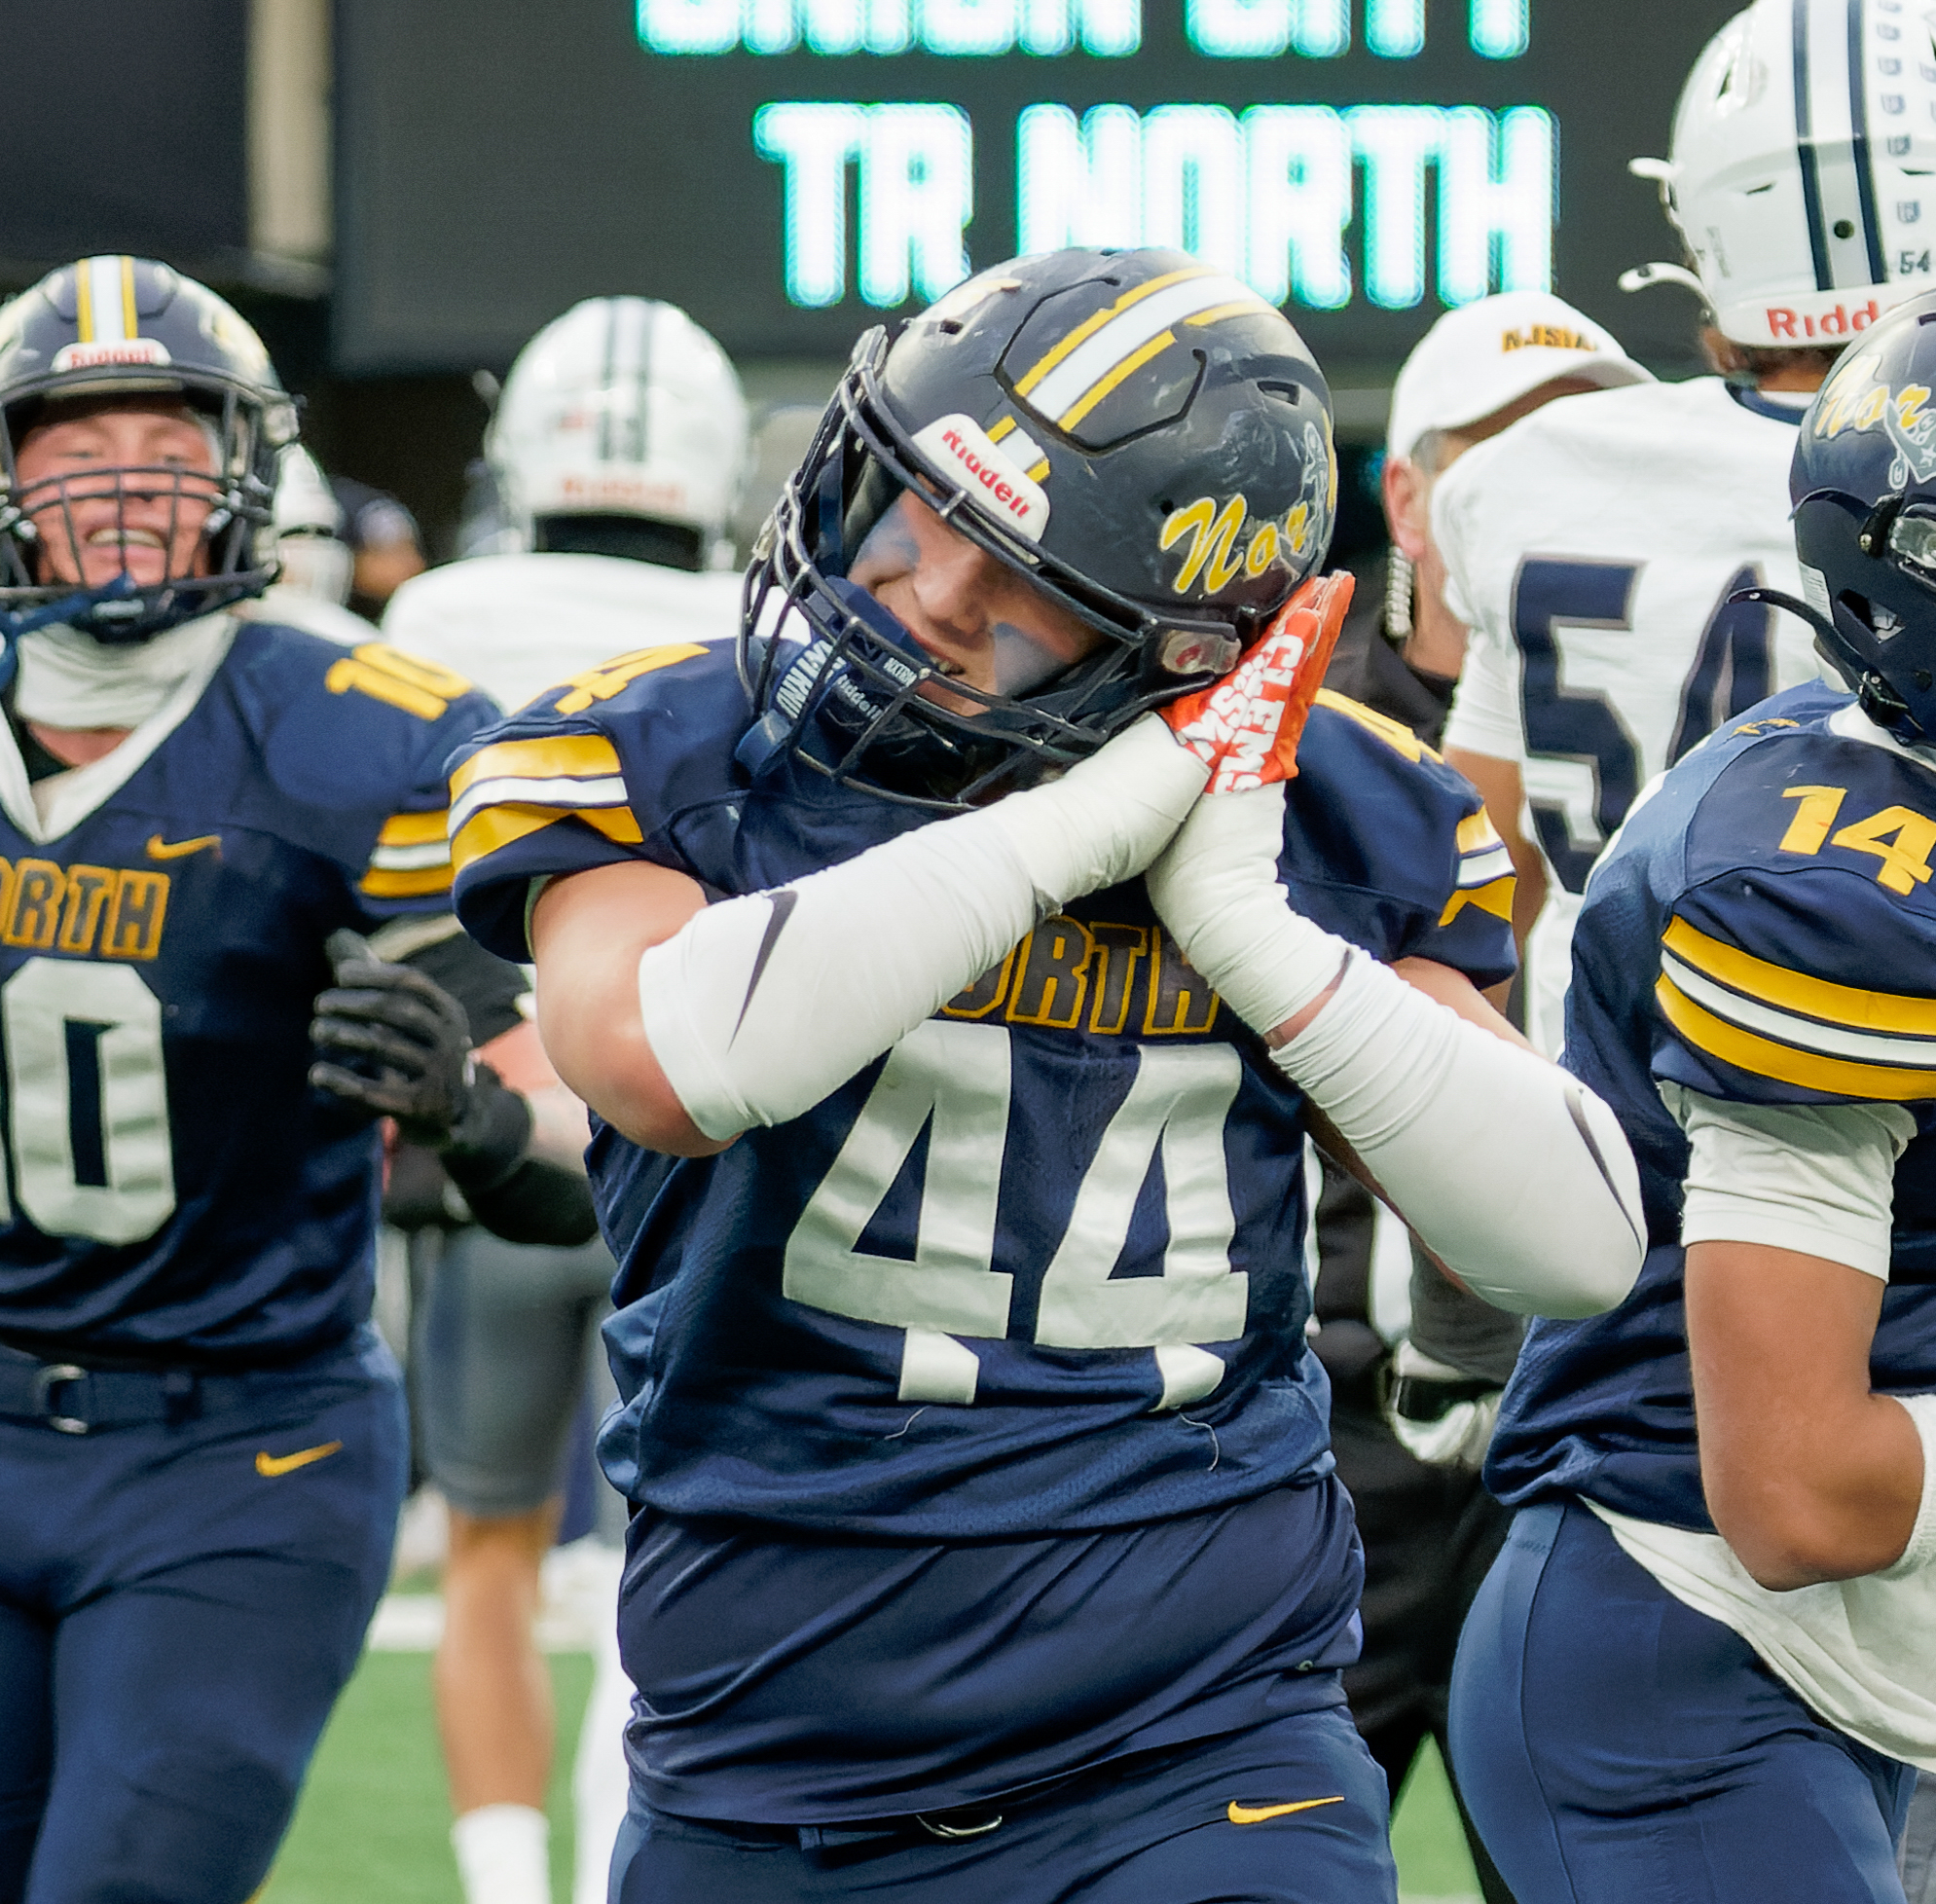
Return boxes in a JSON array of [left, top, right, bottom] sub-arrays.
[[738, 246, 1338, 808], [0, 256, 298, 654], [1755, 290, 1936, 742]]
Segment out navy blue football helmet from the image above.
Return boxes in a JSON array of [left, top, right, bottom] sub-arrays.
[[0, 256, 298, 643], [739, 247, 1337, 807], [1781, 290, 1936, 739]]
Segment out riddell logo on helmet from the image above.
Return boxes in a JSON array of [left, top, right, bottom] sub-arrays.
[[51, 339, 172, 374], [1765, 302, 1881, 341], [910, 415, 1049, 543]]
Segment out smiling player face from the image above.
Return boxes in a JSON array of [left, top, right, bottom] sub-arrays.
[[847, 491, 1106, 714], [14, 397, 220, 592]]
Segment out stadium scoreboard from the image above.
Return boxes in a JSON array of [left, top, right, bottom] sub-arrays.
[[336, 0, 1742, 378]]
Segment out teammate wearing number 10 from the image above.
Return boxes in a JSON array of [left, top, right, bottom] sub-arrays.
[[0, 259, 597, 1904], [451, 246, 1647, 1902]]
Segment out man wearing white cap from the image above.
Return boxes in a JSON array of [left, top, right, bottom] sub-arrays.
[[1333, 291, 1653, 742], [1308, 289, 1646, 1904], [1429, 10, 1880, 1060]]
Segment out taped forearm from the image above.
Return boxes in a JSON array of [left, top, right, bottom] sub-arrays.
[[1279, 952, 1645, 1317], [639, 716, 1207, 1141]]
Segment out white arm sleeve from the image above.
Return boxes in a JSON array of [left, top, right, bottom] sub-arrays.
[[1662, 1083, 1914, 1280], [1278, 951, 1645, 1316], [1145, 786, 1645, 1317], [638, 715, 1208, 1141]]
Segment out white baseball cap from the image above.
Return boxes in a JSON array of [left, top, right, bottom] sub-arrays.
[[1386, 291, 1653, 462]]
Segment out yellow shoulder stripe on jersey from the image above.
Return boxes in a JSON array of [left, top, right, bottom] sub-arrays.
[[449, 800, 643, 876], [1456, 812, 1503, 853], [450, 734, 623, 805], [361, 865, 453, 898], [1656, 976, 1936, 1100], [1313, 690, 1443, 764], [1662, 915, 1936, 1037], [362, 807, 456, 898], [376, 810, 451, 848], [1439, 876, 1516, 928]]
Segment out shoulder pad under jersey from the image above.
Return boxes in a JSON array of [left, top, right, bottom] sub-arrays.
[[1657, 715, 1936, 1106], [449, 639, 739, 960], [1281, 691, 1516, 986]]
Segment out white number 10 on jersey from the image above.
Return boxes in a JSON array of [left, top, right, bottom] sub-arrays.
[[785, 1019, 1246, 1412]]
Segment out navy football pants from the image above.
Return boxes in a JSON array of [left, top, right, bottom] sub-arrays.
[[611, 1705, 1398, 1902], [1450, 1500, 1916, 1904], [0, 1331, 407, 1904]]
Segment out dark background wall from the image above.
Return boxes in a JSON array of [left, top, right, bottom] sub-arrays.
[[0, 0, 1750, 564]]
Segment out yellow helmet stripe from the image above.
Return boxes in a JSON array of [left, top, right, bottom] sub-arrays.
[[1011, 267, 1211, 398], [74, 260, 93, 343], [120, 255, 139, 338], [1056, 331, 1176, 432], [1023, 275, 1274, 429]]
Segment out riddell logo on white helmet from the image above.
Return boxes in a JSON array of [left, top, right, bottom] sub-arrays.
[[910, 415, 1049, 543], [1759, 300, 1881, 343]]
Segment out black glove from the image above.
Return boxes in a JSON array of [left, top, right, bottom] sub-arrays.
[[310, 931, 594, 1247], [310, 939, 482, 1148]]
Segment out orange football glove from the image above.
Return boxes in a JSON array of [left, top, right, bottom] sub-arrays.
[[1159, 570, 1355, 793]]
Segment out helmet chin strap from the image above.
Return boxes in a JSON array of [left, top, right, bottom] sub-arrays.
[[0, 574, 138, 693]]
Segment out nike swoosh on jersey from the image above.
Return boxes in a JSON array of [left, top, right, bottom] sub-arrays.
[[145, 832, 223, 861], [255, 1441, 344, 1478], [1225, 1798, 1345, 1825]]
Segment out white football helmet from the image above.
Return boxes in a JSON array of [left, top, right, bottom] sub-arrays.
[[1626, 0, 1936, 348], [272, 444, 353, 605], [486, 298, 749, 558]]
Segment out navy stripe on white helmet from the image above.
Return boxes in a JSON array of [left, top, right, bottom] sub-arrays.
[[1625, 0, 1936, 348], [485, 297, 749, 556]]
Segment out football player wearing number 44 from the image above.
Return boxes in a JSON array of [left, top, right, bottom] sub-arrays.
[[0, 259, 598, 1904], [449, 246, 1646, 1904]]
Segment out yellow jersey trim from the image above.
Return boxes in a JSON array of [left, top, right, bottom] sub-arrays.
[[1456, 812, 1504, 853], [450, 800, 645, 875], [377, 809, 452, 848], [1439, 874, 1516, 928], [360, 864, 454, 899], [450, 733, 624, 803], [1662, 914, 1936, 1037], [1656, 974, 1936, 1100]]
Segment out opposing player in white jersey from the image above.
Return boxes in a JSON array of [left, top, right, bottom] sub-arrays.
[[1432, 0, 1936, 1056], [384, 298, 749, 1904], [384, 296, 748, 708]]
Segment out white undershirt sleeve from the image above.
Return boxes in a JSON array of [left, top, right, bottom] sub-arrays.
[[1662, 1083, 1915, 1280]]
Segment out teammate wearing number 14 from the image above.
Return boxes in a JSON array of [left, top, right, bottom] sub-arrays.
[[1428, 0, 1936, 1055], [451, 247, 1646, 1902]]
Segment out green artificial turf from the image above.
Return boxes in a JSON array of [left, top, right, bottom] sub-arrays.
[[263, 1651, 1480, 1903], [260, 1651, 593, 1904]]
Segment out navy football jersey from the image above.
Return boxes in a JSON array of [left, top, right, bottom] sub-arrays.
[[452, 642, 1516, 1541], [1489, 680, 1936, 1529], [0, 621, 499, 1368]]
